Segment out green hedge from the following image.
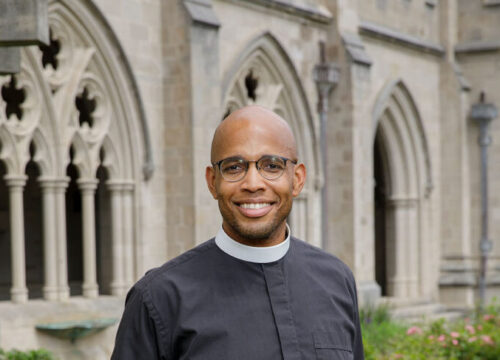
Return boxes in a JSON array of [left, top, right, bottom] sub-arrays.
[[0, 349, 56, 360], [362, 302, 500, 360]]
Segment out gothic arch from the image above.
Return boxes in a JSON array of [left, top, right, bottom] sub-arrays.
[[222, 32, 321, 245], [0, 0, 151, 302], [373, 79, 433, 198], [372, 79, 433, 298]]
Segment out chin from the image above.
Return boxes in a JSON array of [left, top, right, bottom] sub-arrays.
[[232, 220, 282, 241]]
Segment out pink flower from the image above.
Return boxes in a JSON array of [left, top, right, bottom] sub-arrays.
[[483, 314, 495, 321], [465, 325, 475, 334], [450, 332, 460, 338], [437, 334, 446, 342], [468, 336, 477, 343], [393, 354, 403, 359], [481, 335, 494, 345], [477, 325, 483, 331], [452, 339, 459, 346], [428, 335, 435, 340], [406, 326, 423, 335]]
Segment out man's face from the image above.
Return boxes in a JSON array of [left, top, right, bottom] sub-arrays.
[[206, 113, 306, 247]]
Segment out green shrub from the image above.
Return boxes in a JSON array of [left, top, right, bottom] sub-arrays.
[[0, 349, 56, 360], [360, 302, 392, 325]]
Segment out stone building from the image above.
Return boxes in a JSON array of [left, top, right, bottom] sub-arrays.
[[0, 0, 499, 358]]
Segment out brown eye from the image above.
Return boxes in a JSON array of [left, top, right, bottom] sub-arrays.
[[220, 159, 246, 178], [259, 157, 285, 174]]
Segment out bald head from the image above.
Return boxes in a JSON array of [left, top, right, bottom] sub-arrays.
[[211, 106, 297, 163]]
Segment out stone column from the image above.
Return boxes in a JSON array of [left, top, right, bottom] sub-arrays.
[[437, 0, 474, 307], [38, 178, 58, 300], [386, 197, 409, 298], [184, 0, 221, 246], [4, 175, 28, 303], [107, 181, 125, 296], [122, 182, 135, 288], [54, 178, 70, 300], [77, 179, 99, 298], [406, 199, 419, 297]]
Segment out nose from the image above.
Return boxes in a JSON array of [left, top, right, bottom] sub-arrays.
[[240, 162, 265, 192]]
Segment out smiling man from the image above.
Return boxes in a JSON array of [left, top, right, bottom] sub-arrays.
[[111, 106, 364, 360]]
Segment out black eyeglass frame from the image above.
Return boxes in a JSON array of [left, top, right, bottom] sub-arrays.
[[212, 155, 298, 182]]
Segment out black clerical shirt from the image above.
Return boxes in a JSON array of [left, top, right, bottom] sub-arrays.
[[111, 232, 364, 360]]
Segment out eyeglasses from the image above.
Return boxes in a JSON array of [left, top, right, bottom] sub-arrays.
[[212, 155, 297, 182]]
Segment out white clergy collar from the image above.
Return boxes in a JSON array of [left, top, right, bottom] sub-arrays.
[[215, 224, 291, 263]]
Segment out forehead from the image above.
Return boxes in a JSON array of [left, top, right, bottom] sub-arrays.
[[214, 119, 294, 160]]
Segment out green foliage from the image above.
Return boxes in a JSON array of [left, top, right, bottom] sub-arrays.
[[360, 302, 392, 325], [0, 349, 56, 360], [361, 301, 500, 359]]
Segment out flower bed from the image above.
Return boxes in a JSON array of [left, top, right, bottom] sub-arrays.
[[362, 303, 500, 359]]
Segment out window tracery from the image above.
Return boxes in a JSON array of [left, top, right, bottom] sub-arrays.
[[0, 0, 149, 302]]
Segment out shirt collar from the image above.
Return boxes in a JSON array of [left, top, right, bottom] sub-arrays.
[[215, 224, 291, 263]]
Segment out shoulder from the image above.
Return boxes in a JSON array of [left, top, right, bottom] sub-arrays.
[[290, 237, 356, 283], [134, 238, 218, 294]]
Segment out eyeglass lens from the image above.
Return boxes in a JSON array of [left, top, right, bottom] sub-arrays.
[[219, 156, 287, 181]]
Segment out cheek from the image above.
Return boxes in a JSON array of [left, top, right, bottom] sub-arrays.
[[215, 183, 235, 201]]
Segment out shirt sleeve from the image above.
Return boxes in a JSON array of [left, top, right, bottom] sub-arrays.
[[347, 271, 365, 360], [111, 285, 168, 360]]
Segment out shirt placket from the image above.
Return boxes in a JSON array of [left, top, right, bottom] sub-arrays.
[[262, 262, 302, 360]]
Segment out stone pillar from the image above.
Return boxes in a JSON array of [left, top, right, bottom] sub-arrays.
[[322, 0, 380, 306], [386, 198, 408, 298], [77, 179, 99, 298], [437, 0, 475, 308], [107, 181, 125, 296], [386, 197, 420, 298], [184, 0, 221, 246], [38, 178, 58, 300], [406, 199, 419, 297], [4, 175, 28, 303], [54, 178, 70, 300], [122, 182, 135, 288]]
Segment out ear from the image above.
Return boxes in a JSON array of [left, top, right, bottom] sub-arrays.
[[292, 163, 306, 197], [205, 166, 218, 199]]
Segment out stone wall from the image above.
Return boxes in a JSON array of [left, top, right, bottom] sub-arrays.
[[457, 0, 500, 43], [0, 298, 122, 360], [357, 0, 440, 44]]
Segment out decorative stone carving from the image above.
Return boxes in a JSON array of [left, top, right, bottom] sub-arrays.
[[0, 0, 150, 302]]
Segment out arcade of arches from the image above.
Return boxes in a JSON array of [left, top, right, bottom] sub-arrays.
[[0, 0, 145, 304]]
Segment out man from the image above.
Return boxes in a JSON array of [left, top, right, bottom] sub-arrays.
[[111, 106, 364, 359]]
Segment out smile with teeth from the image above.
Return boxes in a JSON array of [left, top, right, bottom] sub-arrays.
[[239, 203, 271, 209]]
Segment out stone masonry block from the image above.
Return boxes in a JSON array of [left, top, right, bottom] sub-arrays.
[[0, 46, 20, 74], [0, 0, 49, 46]]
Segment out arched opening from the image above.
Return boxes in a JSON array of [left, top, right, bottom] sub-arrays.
[[372, 80, 433, 298], [374, 131, 388, 296], [0, 160, 10, 301], [24, 144, 44, 299], [0, 0, 149, 303], [66, 153, 83, 296], [96, 162, 111, 295]]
